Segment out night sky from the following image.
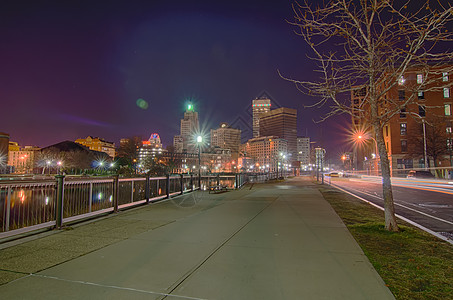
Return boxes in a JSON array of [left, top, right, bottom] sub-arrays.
[[1, 0, 349, 156]]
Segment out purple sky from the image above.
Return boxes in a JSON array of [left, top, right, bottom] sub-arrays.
[[1, 0, 350, 157]]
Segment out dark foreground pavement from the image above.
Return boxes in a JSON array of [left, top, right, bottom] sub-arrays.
[[0, 177, 394, 299]]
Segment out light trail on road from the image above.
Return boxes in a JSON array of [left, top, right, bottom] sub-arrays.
[[327, 176, 453, 243]]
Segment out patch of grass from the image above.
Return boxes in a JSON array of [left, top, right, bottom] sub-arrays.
[[319, 185, 453, 300]]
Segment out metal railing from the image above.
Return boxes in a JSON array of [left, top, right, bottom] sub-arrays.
[[0, 173, 248, 239]]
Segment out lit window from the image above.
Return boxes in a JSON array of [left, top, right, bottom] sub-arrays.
[[400, 123, 407, 136], [443, 72, 449, 82], [418, 91, 424, 99], [447, 127, 452, 134], [398, 76, 405, 85], [417, 74, 423, 84], [444, 88, 450, 98], [445, 104, 452, 116]]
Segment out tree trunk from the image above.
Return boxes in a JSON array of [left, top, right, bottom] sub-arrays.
[[374, 124, 399, 232]]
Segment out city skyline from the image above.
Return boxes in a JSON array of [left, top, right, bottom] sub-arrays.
[[1, 0, 348, 152]]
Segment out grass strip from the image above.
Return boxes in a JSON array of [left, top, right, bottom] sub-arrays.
[[318, 185, 453, 300]]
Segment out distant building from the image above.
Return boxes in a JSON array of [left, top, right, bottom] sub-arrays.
[[210, 122, 241, 161], [138, 133, 167, 168], [201, 147, 232, 173], [297, 137, 310, 167], [173, 135, 184, 153], [175, 103, 200, 153], [75, 136, 115, 158], [8, 142, 41, 174], [252, 97, 271, 138], [244, 136, 287, 173], [259, 107, 298, 163], [0, 132, 9, 172]]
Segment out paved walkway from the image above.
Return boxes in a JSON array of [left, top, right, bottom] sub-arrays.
[[0, 177, 394, 299]]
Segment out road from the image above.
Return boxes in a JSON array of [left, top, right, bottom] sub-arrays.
[[327, 176, 453, 238]]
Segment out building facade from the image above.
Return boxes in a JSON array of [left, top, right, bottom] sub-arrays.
[[252, 97, 271, 138], [297, 136, 310, 167], [138, 133, 166, 168], [244, 136, 287, 173], [210, 123, 241, 161], [8, 143, 41, 174], [75, 136, 115, 158], [259, 107, 298, 163], [352, 68, 452, 176]]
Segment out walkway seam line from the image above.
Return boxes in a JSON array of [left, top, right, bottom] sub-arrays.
[[161, 197, 276, 299], [30, 273, 208, 300]]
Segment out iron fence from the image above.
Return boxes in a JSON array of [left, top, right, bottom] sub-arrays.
[[0, 173, 247, 239]]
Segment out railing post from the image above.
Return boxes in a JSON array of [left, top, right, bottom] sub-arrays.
[[180, 174, 184, 195], [166, 174, 170, 198], [5, 186, 12, 231], [216, 174, 220, 186], [131, 180, 134, 203], [190, 174, 194, 191], [113, 175, 119, 213], [235, 174, 239, 189], [55, 175, 65, 229], [89, 182, 93, 213], [145, 174, 150, 204]]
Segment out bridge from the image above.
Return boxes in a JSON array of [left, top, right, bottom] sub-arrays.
[[0, 177, 394, 299]]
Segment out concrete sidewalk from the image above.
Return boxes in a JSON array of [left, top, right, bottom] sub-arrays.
[[0, 177, 394, 299]]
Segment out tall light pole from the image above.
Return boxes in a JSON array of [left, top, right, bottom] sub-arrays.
[[358, 135, 379, 176], [197, 135, 202, 189], [422, 119, 428, 170]]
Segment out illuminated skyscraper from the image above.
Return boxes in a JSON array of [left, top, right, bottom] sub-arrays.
[[259, 107, 298, 163], [174, 103, 199, 153], [252, 97, 271, 138]]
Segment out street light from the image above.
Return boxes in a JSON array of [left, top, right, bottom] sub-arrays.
[[57, 161, 62, 175], [197, 135, 202, 189], [357, 134, 379, 176]]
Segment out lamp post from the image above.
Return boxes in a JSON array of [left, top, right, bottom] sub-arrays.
[[357, 134, 379, 176], [422, 119, 428, 170], [197, 135, 202, 189]]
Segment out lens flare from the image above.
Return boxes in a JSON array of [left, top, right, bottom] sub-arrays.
[[136, 98, 149, 110]]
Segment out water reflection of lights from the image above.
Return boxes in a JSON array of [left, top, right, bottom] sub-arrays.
[[45, 197, 49, 205], [19, 189, 26, 203]]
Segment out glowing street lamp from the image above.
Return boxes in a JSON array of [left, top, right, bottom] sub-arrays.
[[356, 134, 379, 176]]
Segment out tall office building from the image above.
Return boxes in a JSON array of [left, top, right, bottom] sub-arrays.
[[210, 122, 241, 161], [297, 136, 310, 166], [175, 103, 199, 153], [259, 107, 298, 162], [252, 97, 271, 138]]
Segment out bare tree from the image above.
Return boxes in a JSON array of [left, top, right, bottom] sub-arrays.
[[282, 0, 453, 231], [407, 116, 450, 171], [117, 136, 142, 170]]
